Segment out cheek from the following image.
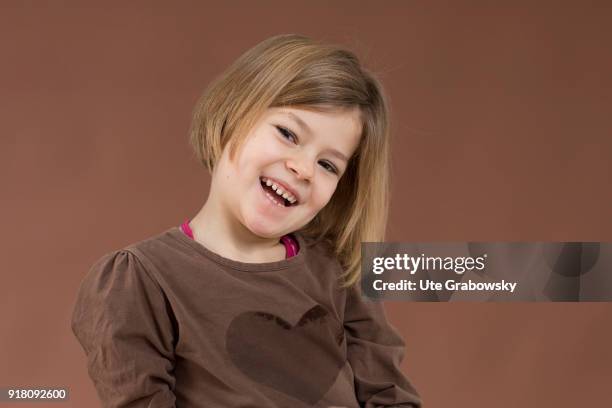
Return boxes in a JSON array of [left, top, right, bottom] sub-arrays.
[[309, 180, 339, 211], [237, 134, 282, 169]]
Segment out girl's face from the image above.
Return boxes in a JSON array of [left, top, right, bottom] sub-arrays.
[[212, 106, 362, 239]]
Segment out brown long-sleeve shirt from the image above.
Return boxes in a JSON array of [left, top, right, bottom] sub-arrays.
[[71, 225, 422, 407]]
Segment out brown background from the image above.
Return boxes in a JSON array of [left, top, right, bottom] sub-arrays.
[[1, 1, 611, 407]]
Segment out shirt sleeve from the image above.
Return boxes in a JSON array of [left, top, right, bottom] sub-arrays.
[[71, 249, 177, 408], [343, 283, 422, 408]]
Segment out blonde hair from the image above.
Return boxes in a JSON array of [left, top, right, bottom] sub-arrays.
[[189, 34, 391, 289]]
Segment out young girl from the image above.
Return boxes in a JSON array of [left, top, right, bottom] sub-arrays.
[[71, 34, 422, 408]]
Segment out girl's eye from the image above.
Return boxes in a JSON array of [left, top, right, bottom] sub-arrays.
[[275, 126, 297, 143], [319, 160, 338, 174]]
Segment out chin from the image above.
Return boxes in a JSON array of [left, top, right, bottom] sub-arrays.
[[242, 217, 285, 240]]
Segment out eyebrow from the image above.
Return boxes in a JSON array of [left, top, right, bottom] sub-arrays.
[[282, 111, 350, 163]]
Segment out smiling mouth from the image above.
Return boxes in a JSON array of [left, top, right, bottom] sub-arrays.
[[259, 177, 298, 207]]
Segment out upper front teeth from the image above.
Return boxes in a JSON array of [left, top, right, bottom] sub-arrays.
[[262, 177, 297, 204]]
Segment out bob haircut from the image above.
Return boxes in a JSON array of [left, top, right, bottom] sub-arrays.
[[189, 34, 391, 289]]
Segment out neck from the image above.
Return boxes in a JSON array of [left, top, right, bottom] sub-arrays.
[[189, 195, 285, 263]]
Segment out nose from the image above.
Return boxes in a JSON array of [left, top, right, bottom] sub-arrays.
[[286, 155, 314, 181]]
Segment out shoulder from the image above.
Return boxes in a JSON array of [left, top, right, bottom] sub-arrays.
[[123, 227, 183, 262], [81, 226, 184, 293], [78, 249, 160, 302], [78, 227, 183, 295], [109, 226, 190, 279]]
